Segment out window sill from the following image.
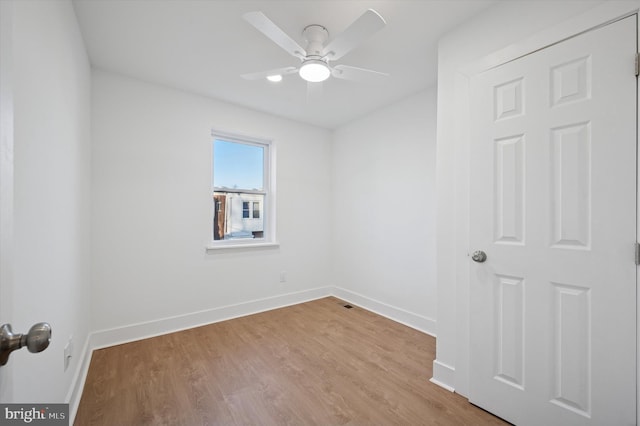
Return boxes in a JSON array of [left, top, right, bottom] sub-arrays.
[[205, 241, 280, 252]]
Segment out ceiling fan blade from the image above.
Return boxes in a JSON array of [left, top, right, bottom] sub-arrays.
[[243, 11, 306, 59], [331, 64, 388, 82], [323, 9, 386, 61], [241, 66, 299, 81]]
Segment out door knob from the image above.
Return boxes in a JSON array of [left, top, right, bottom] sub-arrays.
[[0, 322, 51, 366], [471, 250, 487, 263]]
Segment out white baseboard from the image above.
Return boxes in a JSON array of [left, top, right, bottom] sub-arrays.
[[332, 286, 437, 337], [431, 359, 456, 392], [89, 286, 332, 350], [66, 334, 93, 423], [67, 286, 439, 424]]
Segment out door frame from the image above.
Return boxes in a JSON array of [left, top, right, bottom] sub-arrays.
[[0, 0, 15, 402], [434, 0, 639, 422]]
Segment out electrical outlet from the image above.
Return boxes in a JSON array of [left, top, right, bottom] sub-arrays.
[[63, 336, 73, 372], [280, 271, 287, 283]]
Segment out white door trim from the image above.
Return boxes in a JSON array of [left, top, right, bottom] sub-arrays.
[[458, 1, 638, 79], [432, 0, 640, 422], [0, 0, 15, 403]]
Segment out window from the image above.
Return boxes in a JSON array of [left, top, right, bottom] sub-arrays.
[[210, 130, 275, 247], [240, 201, 260, 219]]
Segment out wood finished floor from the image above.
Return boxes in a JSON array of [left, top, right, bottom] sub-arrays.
[[75, 297, 507, 425]]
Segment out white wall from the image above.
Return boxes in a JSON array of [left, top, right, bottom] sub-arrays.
[[332, 88, 437, 334], [433, 0, 637, 396], [12, 0, 92, 402], [91, 70, 333, 332]]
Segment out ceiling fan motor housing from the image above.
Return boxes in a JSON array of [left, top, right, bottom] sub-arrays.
[[302, 24, 329, 58]]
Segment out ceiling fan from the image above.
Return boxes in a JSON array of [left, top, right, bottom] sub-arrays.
[[241, 9, 388, 84]]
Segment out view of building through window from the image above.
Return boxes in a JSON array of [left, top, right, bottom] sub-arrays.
[[212, 138, 267, 241]]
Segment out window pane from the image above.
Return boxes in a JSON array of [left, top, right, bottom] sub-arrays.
[[213, 139, 264, 190], [213, 192, 265, 241]]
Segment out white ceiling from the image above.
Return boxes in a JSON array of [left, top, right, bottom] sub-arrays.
[[72, 0, 497, 129]]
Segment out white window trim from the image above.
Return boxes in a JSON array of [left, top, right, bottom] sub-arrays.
[[207, 129, 277, 251]]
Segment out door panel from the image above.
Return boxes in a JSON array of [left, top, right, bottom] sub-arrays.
[[469, 16, 636, 426]]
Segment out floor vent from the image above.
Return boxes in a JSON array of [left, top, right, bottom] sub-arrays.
[[343, 304, 353, 309]]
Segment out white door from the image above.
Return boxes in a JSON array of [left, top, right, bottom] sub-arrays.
[[0, 0, 15, 402], [469, 16, 636, 426]]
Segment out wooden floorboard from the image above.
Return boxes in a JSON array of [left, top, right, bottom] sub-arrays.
[[75, 297, 508, 425]]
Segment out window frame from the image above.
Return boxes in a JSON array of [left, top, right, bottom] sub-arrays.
[[208, 129, 277, 250]]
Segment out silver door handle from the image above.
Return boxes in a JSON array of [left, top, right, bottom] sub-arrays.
[[471, 250, 487, 263], [0, 323, 51, 366]]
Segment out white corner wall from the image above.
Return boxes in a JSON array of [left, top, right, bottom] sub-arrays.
[[90, 70, 333, 334], [434, 0, 637, 397], [12, 0, 92, 403], [332, 88, 438, 335]]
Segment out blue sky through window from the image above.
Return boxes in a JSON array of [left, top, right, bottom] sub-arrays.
[[213, 139, 264, 190]]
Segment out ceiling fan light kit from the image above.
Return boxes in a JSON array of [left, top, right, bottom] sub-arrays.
[[299, 59, 331, 82], [241, 9, 388, 85]]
